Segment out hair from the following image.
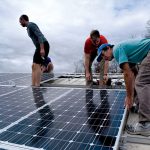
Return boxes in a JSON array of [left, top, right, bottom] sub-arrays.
[[90, 30, 100, 38], [20, 14, 29, 21], [102, 45, 114, 51]]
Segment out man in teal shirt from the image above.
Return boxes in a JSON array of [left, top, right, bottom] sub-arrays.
[[97, 38, 150, 136]]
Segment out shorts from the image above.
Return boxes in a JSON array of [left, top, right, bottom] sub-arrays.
[[33, 41, 50, 65]]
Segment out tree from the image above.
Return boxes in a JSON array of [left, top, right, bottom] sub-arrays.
[[74, 59, 84, 73]]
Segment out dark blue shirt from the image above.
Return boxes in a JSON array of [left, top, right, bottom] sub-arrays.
[[44, 57, 51, 67], [27, 22, 47, 48]]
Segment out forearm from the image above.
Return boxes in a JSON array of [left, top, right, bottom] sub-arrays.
[[104, 60, 109, 75], [84, 54, 90, 74], [124, 71, 134, 98], [99, 59, 108, 80]]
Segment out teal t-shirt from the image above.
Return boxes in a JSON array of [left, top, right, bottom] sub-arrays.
[[113, 38, 150, 66]]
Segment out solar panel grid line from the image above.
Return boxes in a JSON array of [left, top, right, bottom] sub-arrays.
[[0, 88, 126, 150], [0, 89, 36, 120], [42, 90, 88, 150], [0, 87, 27, 97], [0, 88, 75, 149], [3, 103, 75, 148], [0, 140, 43, 150], [89, 90, 125, 150], [0, 88, 71, 127], [0, 130, 49, 149], [0, 85, 28, 89], [102, 92, 119, 149], [13, 99, 78, 148], [25, 89, 78, 149], [61, 89, 115, 149], [86, 91, 119, 150], [60, 90, 107, 150], [0, 78, 31, 87], [0, 73, 55, 87], [0, 85, 17, 87], [0, 88, 73, 134], [0, 74, 31, 84]]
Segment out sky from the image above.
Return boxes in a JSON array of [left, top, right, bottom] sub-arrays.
[[0, 0, 150, 73]]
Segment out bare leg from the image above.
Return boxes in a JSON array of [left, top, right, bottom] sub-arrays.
[[34, 64, 42, 87], [32, 63, 36, 86], [32, 63, 42, 87]]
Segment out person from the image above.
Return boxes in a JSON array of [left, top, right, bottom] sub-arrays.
[[19, 14, 50, 87], [84, 30, 109, 87], [41, 56, 54, 73], [97, 38, 150, 136]]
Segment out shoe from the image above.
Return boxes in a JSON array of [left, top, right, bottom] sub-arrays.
[[130, 105, 139, 113], [126, 122, 150, 136]]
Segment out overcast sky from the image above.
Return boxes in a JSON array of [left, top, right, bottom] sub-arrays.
[[0, 0, 149, 73]]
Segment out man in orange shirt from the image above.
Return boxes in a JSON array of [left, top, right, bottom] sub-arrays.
[[84, 30, 109, 86]]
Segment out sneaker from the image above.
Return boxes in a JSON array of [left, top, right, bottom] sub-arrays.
[[126, 122, 150, 136], [130, 105, 139, 113]]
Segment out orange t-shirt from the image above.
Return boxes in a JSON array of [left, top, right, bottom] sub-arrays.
[[84, 35, 108, 54]]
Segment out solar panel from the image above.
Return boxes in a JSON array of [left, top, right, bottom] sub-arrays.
[[0, 87, 71, 130], [0, 87, 126, 150], [0, 73, 55, 86], [0, 73, 30, 82], [0, 86, 24, 96]]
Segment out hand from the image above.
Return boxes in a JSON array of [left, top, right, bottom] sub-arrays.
[[103, 75, 108, 81], [86, 72, 91, 81], [125, 96, 133, 110], [103, 75, 108, 85], [99, 80, 104, 86], [40, 48, 45, 57], [41, 65, 46, 72]]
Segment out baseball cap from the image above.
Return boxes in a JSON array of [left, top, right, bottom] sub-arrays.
[[97, 43, 112, 62]]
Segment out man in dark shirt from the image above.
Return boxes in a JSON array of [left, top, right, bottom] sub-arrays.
[[19, 14, 50, 86]]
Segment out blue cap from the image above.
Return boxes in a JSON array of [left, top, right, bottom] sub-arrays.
[[97, 43, 112, 62]]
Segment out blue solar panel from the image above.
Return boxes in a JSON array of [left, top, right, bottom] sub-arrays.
[[0, 87, 70, 130], [0, 87, 126, 150], [0, 73, 55, 86], [0, 86, 23, 96]]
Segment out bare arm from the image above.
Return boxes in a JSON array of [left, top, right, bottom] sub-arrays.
[[122, 63, 135, 109], [103, 60, 109, 82], [99, 60, 109, 85], [104, 60, 109, 75], [84, 53, 91, 81]]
